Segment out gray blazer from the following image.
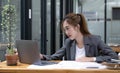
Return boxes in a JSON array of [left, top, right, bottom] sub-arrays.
[[43, 35, 118, 62]]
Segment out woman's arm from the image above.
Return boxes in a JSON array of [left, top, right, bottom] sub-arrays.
[[96, 36, 118, 62]]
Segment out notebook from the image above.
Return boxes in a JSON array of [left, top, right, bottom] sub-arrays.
[[15, 40, 57, 65]]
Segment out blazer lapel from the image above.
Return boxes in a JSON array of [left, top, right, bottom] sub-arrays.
[[70, 41, 76, 60], [84, 36, 92, 57], [69, 36, 93, 60]]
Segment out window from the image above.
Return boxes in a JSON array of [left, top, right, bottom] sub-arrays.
[[112, 7, 120, 20]]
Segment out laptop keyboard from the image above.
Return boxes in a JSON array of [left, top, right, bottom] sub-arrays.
[[33, 61, 58, 66], [41, 61, 58, 65]]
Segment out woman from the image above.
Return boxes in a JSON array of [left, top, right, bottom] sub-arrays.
[[40, 13, 118, 63]]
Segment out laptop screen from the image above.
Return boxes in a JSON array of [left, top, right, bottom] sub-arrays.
[[16, 40, 41, 64]]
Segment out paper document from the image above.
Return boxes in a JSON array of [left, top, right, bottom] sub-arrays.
[[111, 59, 120, 63], [57, 61, 107, 69], [27, 61, 107, 69], [27, 64, 60, 69]]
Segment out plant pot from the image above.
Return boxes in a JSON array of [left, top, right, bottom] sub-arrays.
[[5, 54, 18, 66]]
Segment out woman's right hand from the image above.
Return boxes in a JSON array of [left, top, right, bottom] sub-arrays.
[[40, 54, 43, 59]]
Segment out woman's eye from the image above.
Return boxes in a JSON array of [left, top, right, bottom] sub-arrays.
[[66, 28, 69, 30]]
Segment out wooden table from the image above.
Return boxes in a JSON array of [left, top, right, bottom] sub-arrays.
[[0, 61, 120, 73], [110, 46, 120, 53]]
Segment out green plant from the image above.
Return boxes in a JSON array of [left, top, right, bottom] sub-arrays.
[[1, 0, 17, 55]]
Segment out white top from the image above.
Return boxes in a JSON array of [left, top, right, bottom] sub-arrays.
[[75, 45, 85, 60]]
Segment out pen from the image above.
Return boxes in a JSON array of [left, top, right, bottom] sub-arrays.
[[86, 67, 99, 69]]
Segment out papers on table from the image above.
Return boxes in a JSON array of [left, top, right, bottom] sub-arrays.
[[58, 61, 107, 69], [27, 61, 107, 69], [27, 64, 60, 69], [111, 59, 120, 63]]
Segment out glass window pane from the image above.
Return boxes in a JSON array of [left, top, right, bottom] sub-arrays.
[[75, 0, 105, 41], [32, 0, 41, 50], [107, 0, 120, 45]]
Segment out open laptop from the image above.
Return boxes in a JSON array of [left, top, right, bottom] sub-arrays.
[[15, 40, 57, 65]]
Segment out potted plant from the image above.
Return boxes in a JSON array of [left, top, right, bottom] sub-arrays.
[[0, 0, 18, 66]]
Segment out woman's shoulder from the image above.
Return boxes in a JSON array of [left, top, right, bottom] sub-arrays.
[[84, 35, 102, 45], [85, 35, 102, 43], [87, 34, 101, 39]]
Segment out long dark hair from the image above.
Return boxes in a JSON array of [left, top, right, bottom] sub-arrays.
[[61, 13, 91, 36]]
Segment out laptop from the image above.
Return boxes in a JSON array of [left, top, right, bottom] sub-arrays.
[[15, 40, 57, 65]]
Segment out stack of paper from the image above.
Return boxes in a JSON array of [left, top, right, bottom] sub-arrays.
[[57, 61, 107, 69], [27, 61, 107, 69]]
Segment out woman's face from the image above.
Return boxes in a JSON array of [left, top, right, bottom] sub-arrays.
[[63, 20, 79, 40]]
